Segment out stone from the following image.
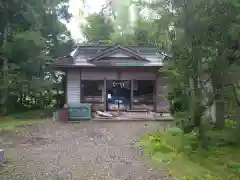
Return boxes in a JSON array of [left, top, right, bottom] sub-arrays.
[[0, 149, 4, 165]]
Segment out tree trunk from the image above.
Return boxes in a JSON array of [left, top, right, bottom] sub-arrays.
[[215, 100, 225, 129], [236, 106, 240, 130], [0, 50, 8, 116], [211, 75, 225, 129], [0, 4, 9, 115], [210, 101, 216, 123], [232, 85, 240, 130]]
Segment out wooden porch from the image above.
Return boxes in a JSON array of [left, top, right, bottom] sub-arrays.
[[91, 111, 172, 121]]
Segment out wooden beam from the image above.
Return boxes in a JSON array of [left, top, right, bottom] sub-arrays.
[[65, 70, 68, 104], [155, 73, 160, 112], [117, 71, 120, 80], [79, 69, 82, 103], [153, 79, 156, 111], [103, 78, 107, 111], [130, 79, 134, 110]]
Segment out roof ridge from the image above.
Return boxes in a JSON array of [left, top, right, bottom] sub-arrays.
[[88, 45, 149, 62], [125, 46, 139, 53], [77, 43, 113, 47]]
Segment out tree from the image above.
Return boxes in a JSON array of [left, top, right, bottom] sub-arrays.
[[81, 0, 156, 45], [159, 0, 240, 134], [81, 13, 114, 43], [130, 0, 240, 141], [0, 0, 74, 115]]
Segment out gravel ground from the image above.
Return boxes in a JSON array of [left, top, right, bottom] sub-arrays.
[[0, 121, 171, 180]]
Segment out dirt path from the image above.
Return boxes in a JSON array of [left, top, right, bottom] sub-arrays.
[[0, 121, 171, 180]]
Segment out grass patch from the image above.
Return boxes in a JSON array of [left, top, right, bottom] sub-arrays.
[[8, 108, 55, 119], [139, 126, 240, 179], [0, 110, 48, 132], [0, 118, 42, 130], [0, 109, 53, 130]]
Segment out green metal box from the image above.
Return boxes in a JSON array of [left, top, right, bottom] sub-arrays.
[[68, 103, 92, 121]]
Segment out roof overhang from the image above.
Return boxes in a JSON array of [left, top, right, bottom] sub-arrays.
[[53, 55, 74, 69], [53, 45, 165, 70]]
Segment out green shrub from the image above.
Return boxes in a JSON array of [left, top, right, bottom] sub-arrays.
[[225, 119, 236, 128], [203, 128, 238, 147], [148, 132, 174, 153], [167, 126, 183, 136]]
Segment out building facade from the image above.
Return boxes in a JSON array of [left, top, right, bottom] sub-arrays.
[[54, 44, 169, 112]]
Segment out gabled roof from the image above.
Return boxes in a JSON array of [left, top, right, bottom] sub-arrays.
[[53, 55, 74, 66], [53, 44, 166, 69], [88, 45, 150, 62]]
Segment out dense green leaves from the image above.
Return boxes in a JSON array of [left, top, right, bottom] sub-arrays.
[[82, 13, 114, 43], [154, 0, 240, 132], [123, 0, 240, 140], [0, 0, 74, 114]]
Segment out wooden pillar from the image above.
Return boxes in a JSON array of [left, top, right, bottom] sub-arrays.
[[103, 78, 107, 112], [155, 73, 161, 112], [79, 69, 82, 103], [130, 79, 134, 110], [117, 71, 120, 80], [153, 80, 156, 111], [65, 70, 68, 104]]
